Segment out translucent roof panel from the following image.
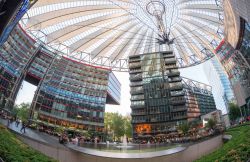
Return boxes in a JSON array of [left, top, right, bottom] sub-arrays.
[[20, 0, 224, 70]]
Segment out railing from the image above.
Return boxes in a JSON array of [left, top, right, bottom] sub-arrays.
[[131, 112, 146, 116], [130, 82, 143, 87], [130, 104, 145, 109], [171, 107, 187, 112], [129, 62, 141, 69], [165, 58, 176, 64], [129, 74, 142, 81], [129, 69, 142, 74]]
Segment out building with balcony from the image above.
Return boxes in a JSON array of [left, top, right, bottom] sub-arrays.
[[129, 52, 216, 138]]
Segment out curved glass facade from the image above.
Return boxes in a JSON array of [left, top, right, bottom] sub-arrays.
[[203, 57, 235, 114], [0, 25, 39, 109], [35, 57, 110, 131], [0, 25, 121, 134]]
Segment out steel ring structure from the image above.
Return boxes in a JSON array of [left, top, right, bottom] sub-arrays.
[[19, 0, 224, 71]]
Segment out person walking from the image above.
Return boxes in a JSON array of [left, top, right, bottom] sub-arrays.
[[15, 118, 20, 127], [7, 116, 11, 127], [20, 121, 26, 133]]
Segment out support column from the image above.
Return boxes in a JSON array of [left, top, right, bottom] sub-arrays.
[[29, 52, 58, 120]]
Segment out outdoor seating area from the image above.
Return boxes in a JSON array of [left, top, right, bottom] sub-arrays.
[[133, 122, 225, 144], [29, 121, 102, 145]]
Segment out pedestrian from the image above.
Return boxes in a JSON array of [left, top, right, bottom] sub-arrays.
[[20, 121, 26, 133], [15, 118, 20, 127], [7, 116, 11, 127]]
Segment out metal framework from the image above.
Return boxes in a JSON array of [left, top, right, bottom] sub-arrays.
[[19, 0, 225, 71], [182, 77, 213, 94]]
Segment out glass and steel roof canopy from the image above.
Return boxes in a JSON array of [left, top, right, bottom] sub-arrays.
[[20, 0, 224, 71]]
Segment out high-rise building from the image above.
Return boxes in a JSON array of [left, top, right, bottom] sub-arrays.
[[33, 56, 115, 134], [203, 57, 235, 114], [0, 25, 39, 111], [215, 40, 250, 116], [223, 0, 250, 115], [129, 51, 185, 137], [0, 24, 121, 136], [129, 52, 216, 138]]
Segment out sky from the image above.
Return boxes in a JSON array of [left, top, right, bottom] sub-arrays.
[[15, 62, 209, 116]]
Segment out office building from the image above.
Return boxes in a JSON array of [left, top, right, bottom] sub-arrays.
[[223, 0, 250, 115], [129, 52, 216, 138], [203, 57, 235, 114], [215, 40, 250, 115], [0, 24, 121, 135]]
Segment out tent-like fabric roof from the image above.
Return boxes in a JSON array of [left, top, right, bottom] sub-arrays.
[[20, 0, 224, 70]]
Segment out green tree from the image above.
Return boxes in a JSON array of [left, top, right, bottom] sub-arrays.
[[112, 113, 125, 140], [104, 112, 129, 141], [55, 126, 64, 134], [190, 119, 201, 129], [16, 102, 31, 122], [104, 112, 115, 140], [124, 116, 132, 138], [229, 103, 241, 121], [178, 122, 190, 135], [206, 118, 216, 129]]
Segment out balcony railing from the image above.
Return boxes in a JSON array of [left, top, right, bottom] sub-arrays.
[[130, 81, 143, 87], [131, 112, 146, 116], [170, 91, 185, 96], [170, 97, 186, 105], [129, 62, 141, 68], [164, 58, 176, 64], [167, 71, 180, 77], [130, 89, 144, 94], [130, 74, 142, 81], [172, 115, 187, 120], [131, 119, 146, 123], [171, 107, 187, 112], [130, 104, 145, 109], [169, 82, 183, 90], [129, 69, 142, 74]]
